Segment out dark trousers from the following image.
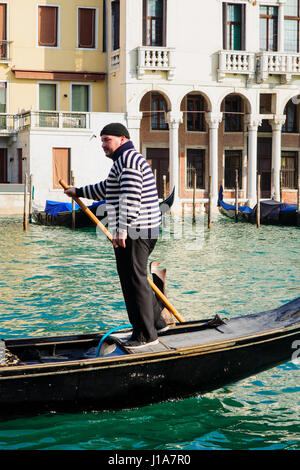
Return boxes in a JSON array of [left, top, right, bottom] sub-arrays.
[[114, 237, 165, 342]]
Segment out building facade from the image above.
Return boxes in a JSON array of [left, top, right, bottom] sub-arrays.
[[0, 0, 300, 214], [106, 0, 300, 210]]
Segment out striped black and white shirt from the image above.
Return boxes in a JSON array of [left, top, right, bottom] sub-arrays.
[[75, 141, 161, 238]]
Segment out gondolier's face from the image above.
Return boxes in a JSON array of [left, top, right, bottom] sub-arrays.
[[101, 134, 127, 158]]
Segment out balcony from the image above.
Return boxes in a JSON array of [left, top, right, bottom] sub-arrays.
[[136, 46, 175, 80], [256, 51, 300, 83], [218, 50, 256, 82], [15, 111, 91, 130]]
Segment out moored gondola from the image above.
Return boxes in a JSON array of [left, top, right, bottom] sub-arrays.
[[0, 297, 299, 416], [218, 186, 299, 226], [32, 188, 175, 228]]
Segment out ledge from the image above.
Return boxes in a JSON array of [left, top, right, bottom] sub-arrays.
[[11, 69, 105, 82]]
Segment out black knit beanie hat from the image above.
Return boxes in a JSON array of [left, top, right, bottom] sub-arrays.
[[100, 123, 130, 139]]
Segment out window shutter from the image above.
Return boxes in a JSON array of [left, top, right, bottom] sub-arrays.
[[78, 8, 95, 48], [223, 3, 227, 49], [38, 6, 58, 47], [241, 3, 246, 50], [142, 0, 147, 46], [0, 3, 7, 41]]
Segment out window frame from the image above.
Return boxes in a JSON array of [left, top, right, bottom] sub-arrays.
[[283, 99, 298, 133], [222, 2, 246, 51], [38, 82, 59, 111], [186, 94, 206, 132], [224, 149, 243, 190], [281, 150, 298, 189], [186, 148, 206, 190], [259, 5, 278, 52], [151, 93, 168, 131], [111, 0, 120, 51], [70, 83, 92, 112], [37, 4, 60, 49], [77, 6, 98, 50], [223, 95, 244, 133], [284, 0, 300, 52], [143, 0, 167, 47]]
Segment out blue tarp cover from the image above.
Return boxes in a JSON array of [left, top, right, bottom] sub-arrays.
[[45, 200, 105, 216]]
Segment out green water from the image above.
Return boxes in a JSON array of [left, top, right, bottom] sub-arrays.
[[0, 215, 299, 450]]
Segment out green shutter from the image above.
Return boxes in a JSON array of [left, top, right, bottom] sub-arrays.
[[72, 85, 89, 112], [39, 84, 56, 110]]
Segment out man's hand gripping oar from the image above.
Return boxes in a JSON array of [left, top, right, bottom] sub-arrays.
[[59, 179, 184, 323]]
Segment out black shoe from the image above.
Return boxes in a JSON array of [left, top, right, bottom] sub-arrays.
[[123, 338, 159, 350]]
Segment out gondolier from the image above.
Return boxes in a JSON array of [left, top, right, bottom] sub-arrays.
[[64, 123, 173, 349]]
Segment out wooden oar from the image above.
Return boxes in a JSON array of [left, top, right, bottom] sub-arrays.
[[59, 179, 184, 323]]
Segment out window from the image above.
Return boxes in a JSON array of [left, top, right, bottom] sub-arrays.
[[78, 8, 96, 49], [71, 84, 89, 112], [39, 84, 56, 110], [53, 148, 70, 189], [224, 95, 243, 132], [0, 81, 6, 128], [281, 151, 298, 188], [143, 0, 166, 46], [225, 150, 242, 189], [223, 3, 245, 50], [0, 3, 7, 59], [186, 95, 206, 132], [39, 84, 58, 127], [151, 93, 168, 130], [260, 6, 278, 51], [111, 0, 120, 50], [283, 99, 298, 133], [38, 5, 58, 47], [284, 0, 300, 52], [186, 149, 205, 189]]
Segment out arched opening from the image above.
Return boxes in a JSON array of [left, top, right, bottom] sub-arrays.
[[220, 93, 248, 196], [139, 91, 170, 198], [179, 92, 209, 200]]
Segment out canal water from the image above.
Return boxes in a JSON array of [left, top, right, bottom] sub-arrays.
[[0, 214, 299, 450]]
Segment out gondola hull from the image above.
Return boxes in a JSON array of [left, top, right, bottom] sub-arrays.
[[32, 189, 175, 228], [0, 298, 299, 416]]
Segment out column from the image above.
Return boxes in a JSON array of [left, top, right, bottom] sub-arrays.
[[205, 112, 222, 206], [245, 115, 262, 205], [270, 115, 286, 201], [126, 112, 143, 151], [166, 111, 183, 210]]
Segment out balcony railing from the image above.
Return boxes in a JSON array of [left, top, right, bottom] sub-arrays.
[[256, 51, 300, 83], [218, 50, 256, 81], [137, 46, 175, 80], [218, 50, 300, 84], [15, 111, 90, 130]]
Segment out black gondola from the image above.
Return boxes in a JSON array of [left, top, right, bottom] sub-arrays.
[[32, 188, 175, 228], [218, 186, 299, 226], [0, 297, 299, 416]]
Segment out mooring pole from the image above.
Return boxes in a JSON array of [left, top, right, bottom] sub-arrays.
[[257, 173, 261, 229], [235, 169, 239, 222], [192, 169, 196, 224], [208, 175, 212, 229], [23, 173, 28, 231]]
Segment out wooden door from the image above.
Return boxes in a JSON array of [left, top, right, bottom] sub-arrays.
[[257, 138, 272, 198], [146, 147, 169, 198]]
